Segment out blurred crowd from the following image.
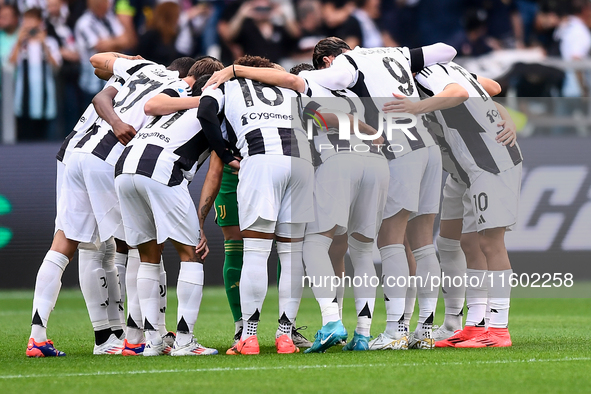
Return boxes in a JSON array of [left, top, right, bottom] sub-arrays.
[[1, 0, 591, 141]]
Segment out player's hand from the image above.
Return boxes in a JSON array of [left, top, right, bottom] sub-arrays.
[[228, 159, 241, 171], [372, 135, 384, 145], [496, 119, 517, 147], [203, 66, 234, 90], [113, 121, 137, 145], [130, 54, 144, 60], [196, 233, 209, 260], [382, 93, 418, 114]]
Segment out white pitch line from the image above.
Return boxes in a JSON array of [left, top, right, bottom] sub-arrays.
[[1, 357, 590, 380]]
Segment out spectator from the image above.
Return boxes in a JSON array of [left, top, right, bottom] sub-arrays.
[[9, 7, 61, 140], [295, 0, 326, 57], [0, 3, 19, 65], [321, 0, 355, 36], [113, 0, 139, 51], [459, 7, 495, 57], [416, 0, 465, 49], [337, 0, 396, 49], [554, 0, 591, 97], [176, 1, 212, 58], [380, 0, 421, 48], [138, 1, 182, 65], [46, 0, 80, 134], [74, 0, 126, 106], [516, 0, 538, 46], [534, 0, 566, 56], [219, 0, 299, 63], [473, 0, 525, 49]]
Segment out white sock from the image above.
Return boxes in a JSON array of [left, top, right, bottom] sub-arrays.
[[30, 250, 69, 342], [137, 262, 161, 343], [114, 252, 127, 326], [349, 238, 376, 337], [277, 241, 304, 328], [78, 243, 110, 331], [158, 258, 168, 336], [103, 238, 122, 331], [436, 236, 466, 330], [404, 282, 417, 331], [302, 234, 339, 325], [414, 245, 440, 329], [465, 269, 488, 327], [488, 269, 512, 328], [176, 262, 204, 346], [235, 320, 243, 335], [380, 244, 409, 336], [485, 272, 492, 328], [240, 238, 272, 339], [336, 281, 345, 320], [125, 249, 144, 343]]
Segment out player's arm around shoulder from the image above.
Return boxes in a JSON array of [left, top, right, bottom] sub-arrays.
[[89, 52, 143, 74], [144, 93, 200, 116], [477, 76, 502, 97], [203, 65, 306, 93]]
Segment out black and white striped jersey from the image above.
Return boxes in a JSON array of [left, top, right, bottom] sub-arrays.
[[201, 78, 312, 163], [56, 75, 124, 164], [300, 72, 384, 164], [115, 107, 210, 186], [415, 61, 522, 185], [319, 47, 436, 159], [74, 10, 125, 95], [424, 112, 470, 186], [74, 59, 187, 166]]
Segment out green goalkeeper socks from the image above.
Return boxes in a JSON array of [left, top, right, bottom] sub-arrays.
[[223, 240, 243, 323]]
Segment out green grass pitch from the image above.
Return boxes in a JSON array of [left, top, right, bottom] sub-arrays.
[[1, 287, 590, 393]]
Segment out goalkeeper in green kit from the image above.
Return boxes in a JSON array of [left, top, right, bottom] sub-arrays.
[[215, 164, 312, 347]]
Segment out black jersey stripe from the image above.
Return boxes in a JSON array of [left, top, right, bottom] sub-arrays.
[[168, 157, 196, 187], [75, 123, 100, 148], [91, 130, 120, 161], [224, 117, 240, 156], [343, 54, 358, 71], [278, 128, 299, 158], [115, 145, 132, 177], [396, 117, 426, 151], [245, 128, 265, 156], [56, 130, 77, 162], [441, 104, 501, 174], [136, 144, 164, 178], [126, 62, 152, 77], [506, 144, 523, 166], [435, 133, 471, 186], [327, 133, 352, 151]]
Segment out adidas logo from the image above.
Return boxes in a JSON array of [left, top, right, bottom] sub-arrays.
[[478, 215, 486, 225]]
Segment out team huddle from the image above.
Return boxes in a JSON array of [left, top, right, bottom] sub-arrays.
[[26, 36, 522, 357]]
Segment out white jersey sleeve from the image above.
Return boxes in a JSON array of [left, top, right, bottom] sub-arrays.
[[112, 58, 159, 81], [415, 64, 459, 95], [304, 56, 356, 91]]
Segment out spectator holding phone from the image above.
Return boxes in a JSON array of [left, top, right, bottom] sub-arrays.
[[9, 7, 61, 141]]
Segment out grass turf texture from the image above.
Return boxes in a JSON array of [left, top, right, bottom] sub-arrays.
[[1, 287, 590, 393]]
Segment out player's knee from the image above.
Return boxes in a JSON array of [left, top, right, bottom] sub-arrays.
[[478, 231, 506, 258]]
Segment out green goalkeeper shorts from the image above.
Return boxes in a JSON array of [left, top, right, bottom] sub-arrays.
[[214, 165, 240, 227]]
